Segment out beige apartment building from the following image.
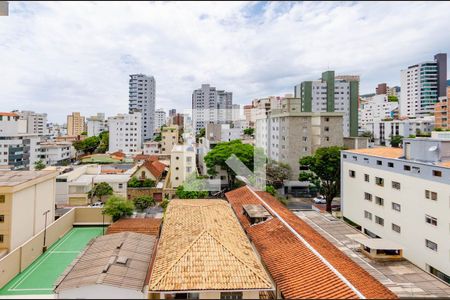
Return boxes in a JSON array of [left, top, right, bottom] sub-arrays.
[[67, 112, 86, 136], [0, 170, 57, 254], [160, 125, 179, 155], [169, 145, 196, 188]]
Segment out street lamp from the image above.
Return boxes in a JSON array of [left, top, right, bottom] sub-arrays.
[[42, 209, 50, 252]]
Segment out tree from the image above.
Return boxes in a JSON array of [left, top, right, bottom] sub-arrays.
[[175, 184, 209, 199], [142, 178, 156, 188], [83, 136, 100, 154], [243, 127, 254, 136], [195, 128, 205, 143], [204, 140, 255, 188], [265, 185, 277, 196], [103, 196, 134, 222], [96, 131, 109, 153], [387, 95, 398, 102], [88, 182, 113, 204], [153, 133, 162, 142], [390, 135, 403, 148], [359, 131, 374, 142], [299, 146, 343, 213], [80, 131, 88, 136], [133, 195, 155, 212], [160, 198, 170, 212], [128, 176, 141, 188], [34, 159, 46, 170], [266, 160, 291, 189]]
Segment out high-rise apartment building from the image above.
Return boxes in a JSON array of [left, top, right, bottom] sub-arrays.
[[129, 74, 155, 142], [86, 113, 107, 137], [169, 109, 176, 117], [67, 112, 86, 136], [434, 87, 450, 129], [154, 109, 167, 130], [108, 113, 142, 155], [14, 110, 47, 135], [359, 94, 398, 130], [191, 84, 232, 133], [376, 83, 388, 95], [294, 70, 359, 137], [342, 136, 450, 283], [400, 53, 447, 117]]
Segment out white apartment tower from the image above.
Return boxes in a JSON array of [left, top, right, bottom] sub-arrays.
[[154, 109, 167, 130], [192, 84, 233, 133], [86, 113, 107, 137], [359, 94, 398, 130], [108, 112, 142, 155], [15, 110, 47, 135], [129, 74, 155, 143], [400, 53, 447, 117]]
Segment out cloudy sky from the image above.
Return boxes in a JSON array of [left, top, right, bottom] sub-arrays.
[[1, 1, 449, 123]]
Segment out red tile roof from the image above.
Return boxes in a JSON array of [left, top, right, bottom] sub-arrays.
[[106, 218, 162, 236], [134, 154, 158, 162], [0, 112, 19, 117], [225, 186, 397, 299], [142, 160, 167, 179], [110, 151, 126, 159]]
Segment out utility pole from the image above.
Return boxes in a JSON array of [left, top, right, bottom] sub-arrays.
[[102, 209, 105, 235], [42, 209, 50, 252]]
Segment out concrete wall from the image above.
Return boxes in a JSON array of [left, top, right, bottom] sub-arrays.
[[57, 284, 144, 299], [74, 207, 112, 225]]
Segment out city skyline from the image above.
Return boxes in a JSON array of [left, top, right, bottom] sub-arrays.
[[1, 1, 450, 123]]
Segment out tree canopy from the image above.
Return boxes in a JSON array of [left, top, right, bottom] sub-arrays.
[[34, 159, 46, 170], [299, 146, 343, 212], [243, 127, 254, 136], [133, 195, 155, 212], [127, 176, 156, 188], [88, 182, 113, 203], [266, 160, 291, 189], [96, 131, 109, 153], [103, 196, 134, 222], [73, 136, 100, 155], [204, 140, 255, 188], [390, 135, 403, 148]]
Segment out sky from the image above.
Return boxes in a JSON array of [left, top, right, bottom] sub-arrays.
[[1, 1, 449, 123]]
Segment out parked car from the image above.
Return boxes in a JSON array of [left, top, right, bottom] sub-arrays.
[[313, 195, 326, 204], [91, 201, 103, 208]]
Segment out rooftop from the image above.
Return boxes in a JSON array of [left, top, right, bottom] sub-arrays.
[[0, 112, 18, 117], [55, 232, 156, 293], [107, 218, 162, 236], [0, 170, 57, 188], [225, 186, 397, 299], [344, 147, 403, 159], [148, 199, 273, 292]]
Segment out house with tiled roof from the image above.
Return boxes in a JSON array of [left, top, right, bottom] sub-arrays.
[[226, 185, 397, 299], [106, 218, 162, 236], [148, 199, 275, 299], [131, 159, 168, 182]]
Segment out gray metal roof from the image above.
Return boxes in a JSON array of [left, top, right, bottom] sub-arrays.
[[54, 232, 156, 293]]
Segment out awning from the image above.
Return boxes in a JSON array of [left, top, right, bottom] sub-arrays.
[[351, 236, 404, 250]]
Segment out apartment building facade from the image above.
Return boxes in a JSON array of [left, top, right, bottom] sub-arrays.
[[294, 70, 359, 137], [434, 87, 450, 129], [36, 142, 74, 166], [400, 53, 447, 117], [154, 108, 166, 130], [129, 74, 155, 142], [161, 125, 179, 155], [67, 112, 86, 136], [255, 98, 344, 179], [169, 145, 196, 188], [191, 84, 232, 133], [0, 170, 57, 252], [14, 110, 47, 135], [341, 140, 450, 284], [108, 113, 142, 155], [359, 94, 398, 130], [86, 113, 107, 137]]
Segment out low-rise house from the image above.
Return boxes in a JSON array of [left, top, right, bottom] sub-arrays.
[[226, 185, 397, 299], [148, 199, 274, 299], [106, 218, 162, 236], [36, 142, 74, 166], [131, 159, 168, 182], [143, 141, 161, 155], [56, 164, 129, 206], [54, 232, 156, 299], [0, 170, 57, 253]]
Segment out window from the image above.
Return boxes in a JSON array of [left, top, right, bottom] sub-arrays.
[[375, 216, 384, 226], [425, 239, 438, 251], [376, 160, 382, 166], [0, 195, 4, 203], [349, 170, 355, 178], [392, 223, 401, 233], [388, 162, 394, 168], [220, 292, 243, 300], [364, 193, 372, 201], [432, 170, 442, 177], [118, 183, 123, 189], [425, 190, 438, 200], [176, 156, 179, 160], [425, 215, 437, 226], [352, 156, 357, 161], [404, 165, 411, 171], [363, 157, 369, 163], [343, 154, 347, 159], [364, 210, 372, 220], [375, 177, 384, 187], [0, 215, 3, 222], [186, 157, 192, 162], [392, 181, 401, 190], [375, 197, 384, 206], [392, 202, 401, 212], [364, 174, 369, 182], [0, 234, 3, 243]]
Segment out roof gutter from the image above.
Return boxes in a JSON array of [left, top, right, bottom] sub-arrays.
[[246, 186, 366, 299]]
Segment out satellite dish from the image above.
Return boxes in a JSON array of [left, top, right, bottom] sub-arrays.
[[428, 145, 438, 152]]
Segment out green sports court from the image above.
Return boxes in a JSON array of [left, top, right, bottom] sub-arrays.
[[0, 227, 103, 296]]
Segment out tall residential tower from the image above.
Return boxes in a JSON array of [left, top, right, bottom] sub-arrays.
[[129, 74, 155, 142]]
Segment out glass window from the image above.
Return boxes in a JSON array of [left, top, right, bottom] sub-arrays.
[[364, 174, 369, 182], [364, 210, 372, 220], [388, 162, 394, 168], [349, 170, 355, 178], [375, 177, 384, 186], [0, 195, 4, 203], [220, 292, 243, 300], [392, 181, 401, 190], [0, 215, 4, 222], [425, 215, 437, 226], [377, 160, 382, 165], [375, 216, 384, 226], [432, 170, 442, 177], [375, 197, 384, 206], [425, 239, 438, 251], [392, 202, 401, 212], [392, 223, 401, 233], [364, 192, 372, 201]]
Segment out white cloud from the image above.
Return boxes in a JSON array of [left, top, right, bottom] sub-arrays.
[[0, 1, 449, 122]]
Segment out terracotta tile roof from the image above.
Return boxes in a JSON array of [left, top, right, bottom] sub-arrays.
[[107, 218, 162, 236], [134, 154, 158, 162], [110, 151, 126, 158], [142, 160, 167, 179], [0, 112, 19, 117], [438, 161, 450, 167], [345, 147, 403, 159], [148, 199, 273, 292], [225, 186, 397, 299]]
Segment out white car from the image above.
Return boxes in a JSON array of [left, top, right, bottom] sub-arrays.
[[313, 195, 326, 204], [91, 201, 103, 208]]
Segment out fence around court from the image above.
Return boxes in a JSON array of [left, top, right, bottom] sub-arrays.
[[0, 207, 112, 289]]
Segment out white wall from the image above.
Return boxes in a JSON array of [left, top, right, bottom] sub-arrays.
[[57, 285, 144, 299]]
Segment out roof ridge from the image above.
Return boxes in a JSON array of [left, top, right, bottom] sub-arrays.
[[149, 229, 209, 289], [204, 230, 272, 287]]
